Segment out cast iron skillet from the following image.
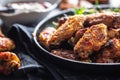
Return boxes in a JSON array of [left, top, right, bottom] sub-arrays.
[[33, 9, 120, 71]]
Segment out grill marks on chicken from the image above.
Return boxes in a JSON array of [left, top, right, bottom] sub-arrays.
[[49, 15, 85, 46], [74, 23, 108, 58]]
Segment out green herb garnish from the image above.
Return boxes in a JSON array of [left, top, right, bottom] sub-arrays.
[[84, 9, 98, 14], [95, 0, 99, 6], [95, 0, 101, 11], [74, 6, 85, 15], [52, 21, 58, 29], [74, 7, 98, 15], [110, 8, 120, 12]]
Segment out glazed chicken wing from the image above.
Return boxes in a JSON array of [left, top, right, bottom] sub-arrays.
[[84, 12, 120, 29], [0, 37, 15, 51], [74, 23, 108, 58], [97, 38, 120, 63], [68, 28, 87, 47], [0, 29, 15, 51], [49, 15, 85, 46], [0, 27, 20, 75], [39, 27, 56, 49], [0, 52, 20, 75]]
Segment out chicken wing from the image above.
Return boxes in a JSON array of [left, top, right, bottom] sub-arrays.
[[0, 37, 15, 51], [68, 28, 87, 47], [74, 23, 108, 58], [84, 12, 120, 29], [97, 38, 120, 63], [39, 27, 56, 49], [49, 15, 85, 46], [0, 52, 20, 75]]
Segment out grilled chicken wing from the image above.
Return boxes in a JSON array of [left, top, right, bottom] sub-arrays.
[[84, 12, 120, 28], [49, 15, 85, 46], [0, 37, 15, 51], [74, 23, 108, 58], [0, 52, 20, 75], [97, 38, 120, 63]]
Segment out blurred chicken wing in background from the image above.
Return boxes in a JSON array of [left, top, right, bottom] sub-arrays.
[[0, 28, 20, 75], [0, 52, 20, 75]]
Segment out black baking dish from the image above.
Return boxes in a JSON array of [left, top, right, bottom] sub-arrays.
[[33, 9, 120, 71]]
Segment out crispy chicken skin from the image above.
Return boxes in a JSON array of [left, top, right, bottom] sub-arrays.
[[74, 23, 108, 58], [68, 28, 87, 47], [108, 28, 120, 39], [39, 27, 56, 49], [0, 37, 15, 51], [97, 38, 120, 63], [49, 15, 85, 46], [49, 12, 120, 46], [84, 12, 120, 28], [0, 52, 20, 75]]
